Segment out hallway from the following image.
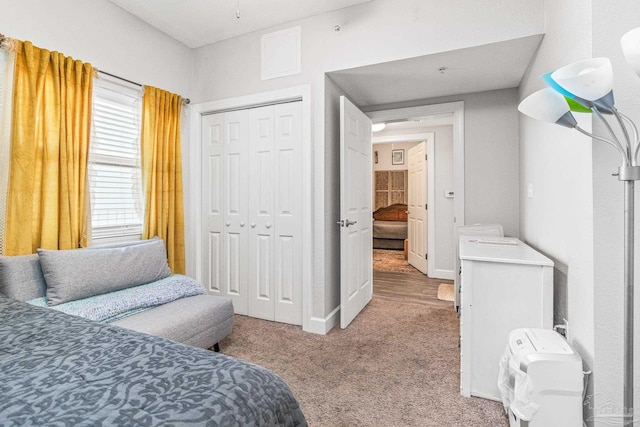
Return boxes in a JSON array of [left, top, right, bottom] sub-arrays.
[[373, 249, 454, 309]]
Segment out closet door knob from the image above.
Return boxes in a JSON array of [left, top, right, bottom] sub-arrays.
[[240, 222, 245, 227], [225, 221, 231, 227], [251, 223, 256, 228], [266, 223, 272, 229]]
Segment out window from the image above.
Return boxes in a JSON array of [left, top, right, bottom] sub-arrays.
[[374, 170, 407, 210], [88, 76, 144, 245]]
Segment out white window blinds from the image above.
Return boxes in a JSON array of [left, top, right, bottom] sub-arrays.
[[88, 76, 144, 244]]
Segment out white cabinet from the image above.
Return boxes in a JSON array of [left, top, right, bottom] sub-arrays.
[[201, 102, 303, 325], [458, 236, 553, 401]]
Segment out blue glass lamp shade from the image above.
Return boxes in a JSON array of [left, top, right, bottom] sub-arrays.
[[550, 58, 615, 110], [541, 72, 592, 112]]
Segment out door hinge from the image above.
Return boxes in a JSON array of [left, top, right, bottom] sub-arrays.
[[425, 154, 428, 160], [425, 253, 428, 260], [425, 204, 428, 210]]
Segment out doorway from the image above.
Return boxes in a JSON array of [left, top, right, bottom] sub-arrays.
[[369, 109, 459, 281], [371, 137, 427, 275]]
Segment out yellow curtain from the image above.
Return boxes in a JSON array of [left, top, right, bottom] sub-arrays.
[[4, 41, 93, 255], [141, 86, 185, 274]]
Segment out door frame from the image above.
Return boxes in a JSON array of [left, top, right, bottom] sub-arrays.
[[367, 101, 465, 277], [187, 85, 313, 332]]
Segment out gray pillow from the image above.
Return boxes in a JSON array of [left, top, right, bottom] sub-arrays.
[[0, 254, 47, 302], [38, 238, 172, 305]]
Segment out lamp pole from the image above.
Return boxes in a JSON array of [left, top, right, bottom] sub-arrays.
[[620, 166, 638, 426]]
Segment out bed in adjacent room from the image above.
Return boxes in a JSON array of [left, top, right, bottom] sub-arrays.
[[0, 296, 306, 426], [373, 203, 408, 250]]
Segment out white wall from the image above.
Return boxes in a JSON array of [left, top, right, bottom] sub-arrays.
[[373, 141, 418, 173], [323, 76, 345, 318], [190, 0, 544, 322], [518, 0, 596, 422], [191, 0, 544, 103], [0, 0, 192, 96], [591, 0, 640, 421]]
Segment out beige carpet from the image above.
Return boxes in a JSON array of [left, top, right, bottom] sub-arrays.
[[219, 299, 508, 427], [437, 283, 455, 302], [373, 248, 421, 274]]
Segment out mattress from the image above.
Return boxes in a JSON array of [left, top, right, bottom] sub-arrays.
[[373, 220, 408, 240], [0, 296, 307, 426]]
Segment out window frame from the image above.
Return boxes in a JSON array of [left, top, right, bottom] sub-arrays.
[[87, 76, 144, 246]]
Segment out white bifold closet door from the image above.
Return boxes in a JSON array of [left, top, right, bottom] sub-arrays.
[[201, 102, 303, 325]]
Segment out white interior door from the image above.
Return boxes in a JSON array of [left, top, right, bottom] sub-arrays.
[[202, 113, 224, 297], [273, 102, 303, 324], [408, 142, 428, 274], [247, 105, 275, 321], [222, 110, 249, 315], [340, 96, 372, 329]]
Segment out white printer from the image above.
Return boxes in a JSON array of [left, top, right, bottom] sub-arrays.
[[498, 328, 584, 427]]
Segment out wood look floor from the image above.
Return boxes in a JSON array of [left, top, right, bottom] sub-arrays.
[[373, 269, 454, 309]]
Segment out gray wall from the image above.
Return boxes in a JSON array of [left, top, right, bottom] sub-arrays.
[[365, 88, 521, 238], [431, 125, 455, 273]]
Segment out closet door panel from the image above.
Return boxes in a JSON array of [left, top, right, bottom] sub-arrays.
[[223, 110, 249, 315], [277, 235, 295, 302], [202, 102, 303, 325], [274, 102, 303, 325], [207, 232, 222, 293], [248, 106, 275, 320], [202, 114, 224, 295]]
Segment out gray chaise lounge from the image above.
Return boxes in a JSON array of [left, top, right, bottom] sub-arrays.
[[0, 238, 233, 350]]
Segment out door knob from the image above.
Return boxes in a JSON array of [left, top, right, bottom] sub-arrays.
[[251, 223, 256, 228], [240, 222, 245, 227], [345, 219, 357, 227], [225, 221, 231, 226], [266, 223, 272, 229]]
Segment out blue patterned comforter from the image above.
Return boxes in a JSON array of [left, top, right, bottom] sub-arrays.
[[26, 274, 205, 323], [0, 296, 307, 426]]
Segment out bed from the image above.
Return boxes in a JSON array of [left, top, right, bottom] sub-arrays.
[[373, 204, 408, 250], [0, 295, 307, 426]]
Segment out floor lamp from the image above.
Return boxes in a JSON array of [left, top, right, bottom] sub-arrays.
[[518, 28, 640, 427]]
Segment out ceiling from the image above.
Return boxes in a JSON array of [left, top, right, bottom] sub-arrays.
[[328, 35, 543, 107], [108, 0, 372, 48], [108, 0, 542, 114], [372, 115, 453, 143]]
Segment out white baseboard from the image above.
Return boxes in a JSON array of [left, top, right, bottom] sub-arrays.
[[433, 269, 455, 281], [304, 306, 340, 335]]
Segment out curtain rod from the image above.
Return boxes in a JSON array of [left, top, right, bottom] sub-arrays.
[[97, 70, 191, 105]]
